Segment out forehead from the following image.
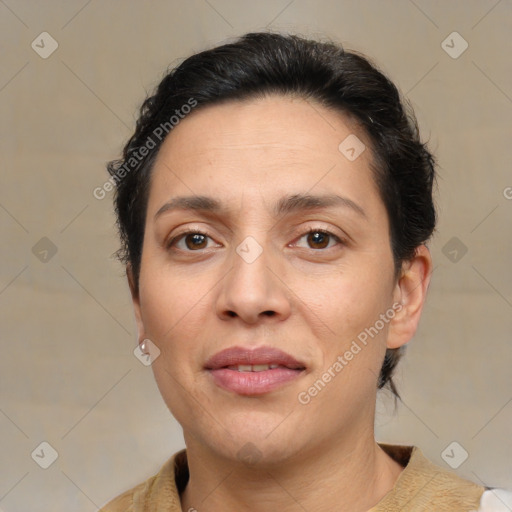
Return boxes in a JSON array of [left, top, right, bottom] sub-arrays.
[[148, 95, 381, 217]]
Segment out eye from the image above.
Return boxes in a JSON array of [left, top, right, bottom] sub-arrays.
[[294, 228, 344, 250], [168, 230, 217, 251]]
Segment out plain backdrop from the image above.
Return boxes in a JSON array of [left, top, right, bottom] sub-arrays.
[[1, 1, 511, 510]]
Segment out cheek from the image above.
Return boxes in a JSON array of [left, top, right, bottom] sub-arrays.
[[303, 263, 393, 337], [138, 268, 201, 358], [138, 271, 211, 423], [295, 261, 394, 398]]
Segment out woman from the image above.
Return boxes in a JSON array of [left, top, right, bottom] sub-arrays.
[[100, 32, 511, 511]]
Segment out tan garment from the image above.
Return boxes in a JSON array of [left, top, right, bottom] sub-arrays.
[[100, 443, 485, 511]]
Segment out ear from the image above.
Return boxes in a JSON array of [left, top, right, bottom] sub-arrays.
[[127, 264, 146, 342], [386, 245, 433, 349]]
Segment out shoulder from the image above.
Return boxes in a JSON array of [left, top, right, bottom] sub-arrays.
[[476, 488, 512, 511], [376, 443, 486, 510], [98, 450, 186, 512], [98, 477, 155, 512]]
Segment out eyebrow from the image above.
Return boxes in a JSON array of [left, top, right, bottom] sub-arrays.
[[154, 193, 367, 220]]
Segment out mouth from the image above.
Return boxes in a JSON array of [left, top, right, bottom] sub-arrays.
[[223, 363, 297, 372], [204, 346, 306, 396]]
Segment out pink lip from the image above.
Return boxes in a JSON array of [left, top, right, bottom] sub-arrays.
[[205, 345, 305, 370], [205, 346, 306, 396]]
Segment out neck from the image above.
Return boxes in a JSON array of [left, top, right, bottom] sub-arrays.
[[180, 429, 404, 512]]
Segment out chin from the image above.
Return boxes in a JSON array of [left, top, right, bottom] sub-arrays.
[[215, 421, 305, 465], [221, 438, 300, 468]]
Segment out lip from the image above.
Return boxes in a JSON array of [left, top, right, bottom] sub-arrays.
[[205, 345, 305, 370], [205, 345, 306, 396]]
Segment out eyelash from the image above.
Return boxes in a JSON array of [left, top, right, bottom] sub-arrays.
[[167, 227, 345, 252]]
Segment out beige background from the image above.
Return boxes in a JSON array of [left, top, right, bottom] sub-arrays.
[[1, 1, 511, 510]]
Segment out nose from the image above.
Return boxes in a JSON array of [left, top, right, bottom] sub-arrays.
[[215, 237, 292, 324]]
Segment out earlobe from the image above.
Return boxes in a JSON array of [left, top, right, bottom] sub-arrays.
[[127, 264, 146, 343], [386, 245, 433, 349]]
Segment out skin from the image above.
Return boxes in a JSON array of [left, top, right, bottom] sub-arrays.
[[128, 95, 432, 512]]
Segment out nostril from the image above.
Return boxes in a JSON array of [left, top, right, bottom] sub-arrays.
[[263, 311, 275, 316]]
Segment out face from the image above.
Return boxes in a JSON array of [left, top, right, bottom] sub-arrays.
[[131, 95, 417, 464]]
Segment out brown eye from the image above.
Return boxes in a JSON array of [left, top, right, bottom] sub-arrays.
[[295, 228, 343, 250], [184, 233, 208, 250], [168, 231, 215, 251], [307, 231, 330, 249]]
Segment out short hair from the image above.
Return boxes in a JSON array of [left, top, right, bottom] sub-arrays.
[[107, 32, 437, 400]]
